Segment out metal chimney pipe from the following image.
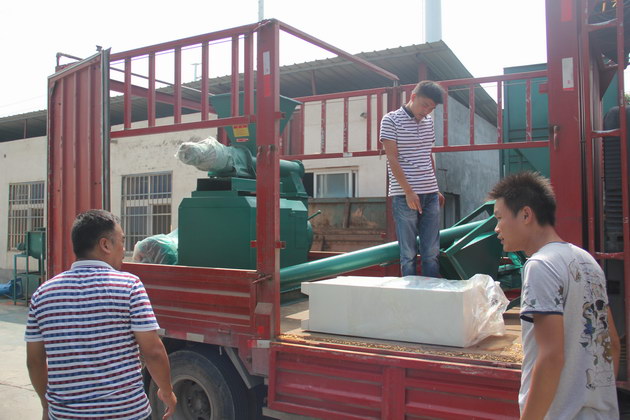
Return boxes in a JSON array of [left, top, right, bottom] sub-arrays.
[[425, 0, 442, 43]]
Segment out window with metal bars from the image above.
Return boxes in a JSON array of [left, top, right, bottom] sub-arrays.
[[121, 172, 172, 252], [7, 182, 45, 251]]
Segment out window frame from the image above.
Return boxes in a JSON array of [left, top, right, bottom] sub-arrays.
[[120, 172, 173, 252], [7, 181, 45, 251], [310, 168, 358, 198]]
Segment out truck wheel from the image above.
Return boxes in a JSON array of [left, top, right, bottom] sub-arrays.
[[148, 350, 249, 420]]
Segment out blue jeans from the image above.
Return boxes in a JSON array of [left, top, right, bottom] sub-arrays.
[[392, 193, 441, 277]]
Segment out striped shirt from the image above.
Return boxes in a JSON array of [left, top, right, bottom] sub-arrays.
[[380, 106, 439, 196], [25, 260, 159, 420]]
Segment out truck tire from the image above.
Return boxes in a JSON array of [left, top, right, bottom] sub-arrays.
[[148, 350, 249, 420]]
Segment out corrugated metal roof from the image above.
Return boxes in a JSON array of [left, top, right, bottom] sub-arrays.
[[0, 41, 496, 142]]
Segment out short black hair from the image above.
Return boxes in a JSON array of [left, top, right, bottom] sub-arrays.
[[71, 210, 120, 258], [488, 171, 556, 226], [412, 80, 445, 105]]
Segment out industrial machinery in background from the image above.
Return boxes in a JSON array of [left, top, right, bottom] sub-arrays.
[[174, 92, 312, 272], [135, 91, 526, 299]]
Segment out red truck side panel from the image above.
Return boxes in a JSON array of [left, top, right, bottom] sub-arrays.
[[123, 262, 260, 345], [268, 342, 520, 419], [47, 52, 106, 277]]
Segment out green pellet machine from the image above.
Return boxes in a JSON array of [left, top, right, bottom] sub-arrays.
[[163, 92, 525, 300]]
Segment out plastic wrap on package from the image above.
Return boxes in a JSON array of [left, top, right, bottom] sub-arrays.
[[132, 229, 178, 265], [302, 274, 509, 348], [460, 274, 510, 346], [175, 137, 231, 172]]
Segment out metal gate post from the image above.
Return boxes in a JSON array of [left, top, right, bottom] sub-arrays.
[[255, 20, 282, 339], [544, 0, 585, 247]]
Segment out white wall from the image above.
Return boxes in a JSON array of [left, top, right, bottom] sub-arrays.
[[302, 95, 383, 155], [0, 136, 47, 277]]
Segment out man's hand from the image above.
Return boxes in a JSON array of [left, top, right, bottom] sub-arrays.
[[26, 341, 48, 420], [438, 192, 445, 208], [405, 191, 422, 213], [157, 388, 177, 419]]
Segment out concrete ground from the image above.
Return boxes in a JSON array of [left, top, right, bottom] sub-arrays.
[[0, 297, 43, 419]]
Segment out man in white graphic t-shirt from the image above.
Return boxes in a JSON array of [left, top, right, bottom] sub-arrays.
[[489, 172, 620, 419]]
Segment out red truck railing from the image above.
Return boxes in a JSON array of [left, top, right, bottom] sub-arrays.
[[282, 72, 550, 163]]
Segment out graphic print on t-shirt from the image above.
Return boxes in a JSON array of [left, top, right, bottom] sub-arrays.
[[571, 259, 615, 390]]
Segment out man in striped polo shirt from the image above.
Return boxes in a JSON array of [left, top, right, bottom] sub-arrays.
[[381, 81, 445, 277], [25, 210, 177, 419]]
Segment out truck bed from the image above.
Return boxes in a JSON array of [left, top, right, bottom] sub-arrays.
[[279, 299, 523, 366]]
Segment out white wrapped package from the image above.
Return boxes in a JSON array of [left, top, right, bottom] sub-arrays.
[[175, 136, 231, 172], [301, 274, 509, 348]]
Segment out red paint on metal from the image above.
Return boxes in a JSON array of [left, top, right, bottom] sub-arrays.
[[343, 97, 349, 153], [376, 92, 384, 150], [255, 21, 281, 338], [268, 342, 520, 419], [320, 100, 326, 153], [382, 367, 405, 418], [526, 79, 532, 141], [48, 54, 104, 277], [436, 70, 547, 87], [231, 35, 240, 117], [123, 262, 259, 343], [295, 87, 388, 103], [124, 58, 132, 129], [613, 0, 630, 383], [286, 140, 549, 161], [109, 80, 203, 112], [110, 115, 253, 138], [244, 33, 254, 116], [582, 4, 597, 256], [174, 47, 182, 124], [560, 0, 573, 22], [299, 105, 305, 155], [595, 252, 625, 260], [110, 23, 258, 61], [497, 81, 503, 143], [148, 53, 156, 127], [201, 42, 209, 121], [469, 84, 475, 145], [545, 0, 584, 246], [443, 89, 449, 147], [366, 94, 372, 151]]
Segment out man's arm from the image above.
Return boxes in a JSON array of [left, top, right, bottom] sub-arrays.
[[26, 341, 48, 419], [607, 307, 621, 377], [382, 139, 421, 212], [134, 330, 177, 419], [520, 313, 564, 420]]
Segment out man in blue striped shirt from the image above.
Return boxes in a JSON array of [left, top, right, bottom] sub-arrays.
[[381, 81, 445, 277], [25, 210, 177, 419]]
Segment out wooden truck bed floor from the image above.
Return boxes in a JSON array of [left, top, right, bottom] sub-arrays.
[[279, 299, 523, 366]]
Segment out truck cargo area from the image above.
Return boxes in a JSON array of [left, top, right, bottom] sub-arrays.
[[279, 299, 523, 367]]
